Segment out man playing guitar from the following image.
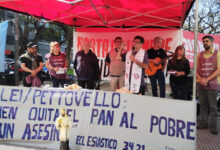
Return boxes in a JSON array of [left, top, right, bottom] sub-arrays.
[[147, 36, 167, 98]]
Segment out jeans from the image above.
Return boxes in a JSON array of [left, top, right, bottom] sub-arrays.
[[149, 70, 166, 98], [52, 76, 67, 88]]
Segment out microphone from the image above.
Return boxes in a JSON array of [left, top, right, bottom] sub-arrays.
[[163, 49, 174, 54], [132, 46, 135, 55]]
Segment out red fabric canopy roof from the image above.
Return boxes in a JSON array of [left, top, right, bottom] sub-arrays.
[[0, 0, 194, 30]]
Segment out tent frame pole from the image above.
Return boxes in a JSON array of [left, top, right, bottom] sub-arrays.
[[14, 12, 19, 86], [181, 0, 191, 27], [44, 8, 103, 24], [124, 19, 178, 31], [88, 0, 106, 24], [0, 0, 20, 2], [180, 2, 185, 28], [108, 4, 181, 25], [193, 0, 199, 101], [72, 26, 76, 61], [192, 1, 199, 149]]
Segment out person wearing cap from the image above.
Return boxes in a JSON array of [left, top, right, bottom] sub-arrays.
[[105, 37, 127, 91], [19, 42, 43, 87], [45, 41, 68, 88], [55, 108, 71, 150]]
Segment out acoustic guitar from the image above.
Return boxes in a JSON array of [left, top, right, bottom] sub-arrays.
[[145, 55, 173, 76]]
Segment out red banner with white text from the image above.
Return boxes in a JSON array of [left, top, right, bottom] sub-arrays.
[[73, 29, 220, 79], [183, 31, 220, 67], [73, 29, 183, 80]]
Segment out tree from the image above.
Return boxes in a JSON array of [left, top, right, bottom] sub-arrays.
[[17, 14, 73, 66], [18, 15, 45, 55], [183, 0, 220, 34], [42, 23, 73, 66], [56, 24, 73, 66]]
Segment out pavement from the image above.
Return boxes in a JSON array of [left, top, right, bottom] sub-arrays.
[[0, 144, 39, 150]]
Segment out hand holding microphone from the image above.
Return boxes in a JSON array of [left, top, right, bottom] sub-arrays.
[[130, 47, 136, 62], [132, 46, 135, 54]]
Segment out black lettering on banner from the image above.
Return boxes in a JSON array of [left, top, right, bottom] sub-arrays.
[[98, 59, 109, 78], [103, 61, 109, 77]]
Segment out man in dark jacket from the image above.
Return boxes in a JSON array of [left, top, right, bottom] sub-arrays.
[[74, 40, 100, 89], [19, 42, 43, 87]]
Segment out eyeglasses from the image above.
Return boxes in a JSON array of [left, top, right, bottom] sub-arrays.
[[132, 40, 142, 44]]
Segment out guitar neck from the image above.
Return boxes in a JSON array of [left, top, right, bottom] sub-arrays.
[[148, 55, 173, 66]]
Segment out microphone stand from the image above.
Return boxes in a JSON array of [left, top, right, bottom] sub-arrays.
[[163, 49, 174, 54]]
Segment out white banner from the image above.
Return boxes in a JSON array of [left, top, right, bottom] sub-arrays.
[[0, 86, 196, 150], [73, 29, 183, 80]]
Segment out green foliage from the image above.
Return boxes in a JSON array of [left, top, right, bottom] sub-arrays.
[[183, 0, 220, 34], [67, 69, 74, 75], [39, 28, 62, 42]]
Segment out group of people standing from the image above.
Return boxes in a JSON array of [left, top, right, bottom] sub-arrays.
[[19, 41, 68, 88], [19, 40, 100, 89], [105, 35, 219, 135], [18, 36, 217, 100], [106, 35, 191, 100], [19, 35, 219, 135]]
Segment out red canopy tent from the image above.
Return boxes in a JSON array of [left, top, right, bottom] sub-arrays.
[[0, 2, 201, 149], [0, 0, 199, 100], [0, 0, 194, 30]]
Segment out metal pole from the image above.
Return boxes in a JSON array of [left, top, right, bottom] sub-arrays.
[[72, 25, 77, 77], [88, 0, 106, 24], [180, 2, 185, 28], [192, 0, 199, 101], [108, 5, 181, 24], [72, 26, 76, 61], [14, 13, 19, 86], [193, 1, 199, 149]]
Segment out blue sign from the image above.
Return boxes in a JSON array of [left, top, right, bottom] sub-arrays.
[[0, 21, 9, 72]]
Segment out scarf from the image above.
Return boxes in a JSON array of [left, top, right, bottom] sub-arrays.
[[125, 48, 145, 93]]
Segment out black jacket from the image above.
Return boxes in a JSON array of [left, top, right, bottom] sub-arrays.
[[74, 50, 100, 81], [167, 58, 190, 84], [19, 52, 43, 77]]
